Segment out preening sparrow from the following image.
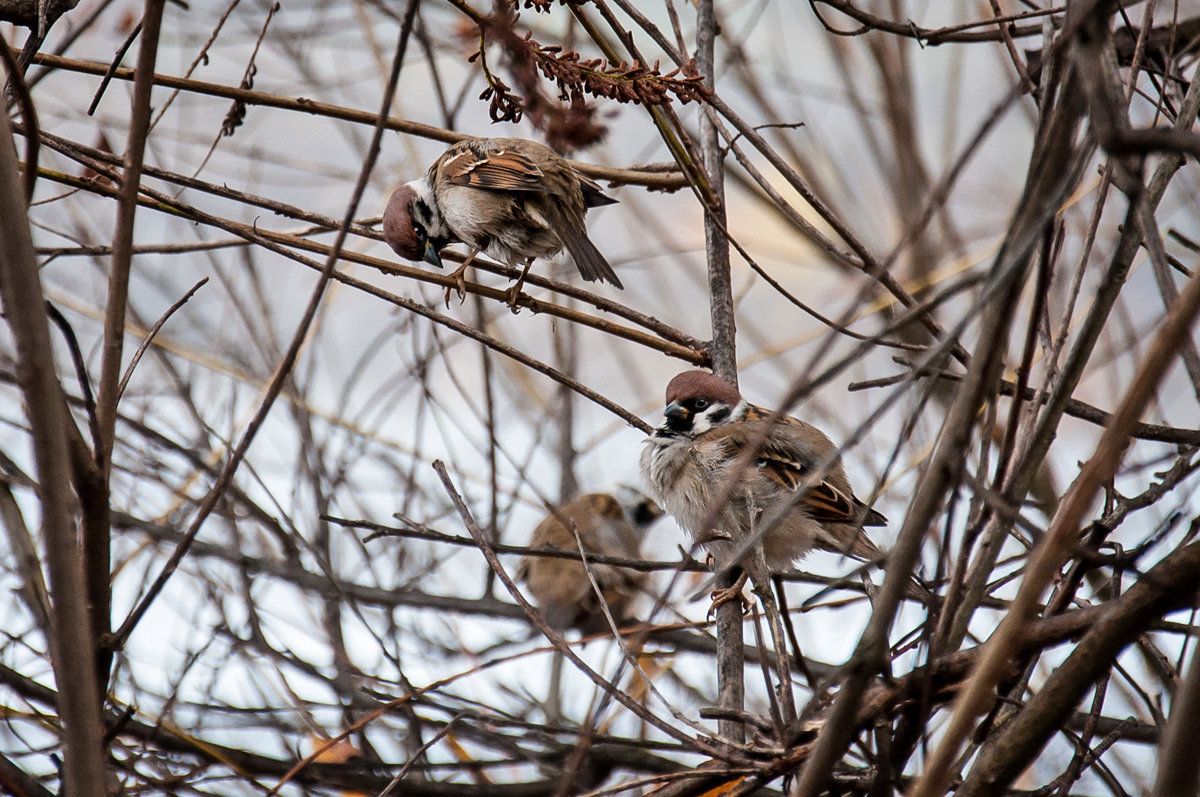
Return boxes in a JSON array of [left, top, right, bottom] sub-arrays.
[[383, 137, 622, 304], [639, 370, 887, 577], [516, 487, 662, 633]]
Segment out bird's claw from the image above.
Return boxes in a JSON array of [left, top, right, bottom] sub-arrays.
[[442, 266, 469, 308], [504, 284, 524, 314], [504, 260, 534, 314], [708, 585, 753, 620]]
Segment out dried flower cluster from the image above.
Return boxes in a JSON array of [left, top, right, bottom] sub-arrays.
[[531, 42, 709, 107], [469, 10, 707, 152], [220, 2, 280, 138], [477, 71, 526, 125], [520, 0, 591, 12], [220, 65, 251, 138]]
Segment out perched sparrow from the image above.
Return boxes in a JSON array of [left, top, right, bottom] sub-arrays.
[[516, 487, 662, 634], [383, 137, 622, 305], [639, 370, 887, 577]]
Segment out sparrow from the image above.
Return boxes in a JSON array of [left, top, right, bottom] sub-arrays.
[[516, 487, 662, 634], [639, 369, 887, 578], [641, 371, 898, 718], [382, 137, 622, 306]]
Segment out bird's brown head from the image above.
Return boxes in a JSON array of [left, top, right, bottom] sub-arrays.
[[660, 371, 745, 436], [665, 370, 742, 406], [382, 180, 451, 268]]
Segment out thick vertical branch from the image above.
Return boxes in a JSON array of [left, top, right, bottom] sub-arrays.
[[0, 92, 108, 797], [696, 0, 744, 746], [697, 2, 735, 383], [553, 312, 579, 504], [96, 0, 164, 469], [88, 0, 166, 687], [474, 295, 501, 596]]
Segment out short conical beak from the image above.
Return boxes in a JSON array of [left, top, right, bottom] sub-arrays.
[[664, 401, 689, 423], [423, 240, 444, 269]]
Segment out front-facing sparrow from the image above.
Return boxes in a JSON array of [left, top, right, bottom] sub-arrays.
[[382, 137, 621, 304], [639, 369, 887, 578], [641, 370, 898, 714]]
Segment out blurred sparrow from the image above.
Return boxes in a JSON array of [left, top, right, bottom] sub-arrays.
[[639, 370, 887, 579], [516, 487, 662, 634], [383, 137, 621, 306]]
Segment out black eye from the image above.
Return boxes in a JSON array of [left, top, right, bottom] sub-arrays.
[[409, 216, 427, 244], [694, 398, 709, 410]]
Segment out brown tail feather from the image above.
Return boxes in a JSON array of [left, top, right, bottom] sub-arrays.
[[845, 530, 883, 561], [559, 223, 623, 288], [817, 530, 930, 602], [578, 174, 618, 207]]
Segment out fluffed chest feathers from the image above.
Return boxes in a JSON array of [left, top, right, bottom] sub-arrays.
[[639, 436, 725, 536]]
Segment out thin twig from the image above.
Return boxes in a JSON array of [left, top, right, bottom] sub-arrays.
[[115, 277, 207, 402]]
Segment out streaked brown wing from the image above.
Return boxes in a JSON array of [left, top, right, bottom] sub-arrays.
[[712, 420, 887, 526], [755, 446, 884, 526], [755, 454, 803, 491], [756, 455, 855, 519], [746, 431, 814, 492], [441, 145, 549, 193], [800, 479, 864, 525]]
